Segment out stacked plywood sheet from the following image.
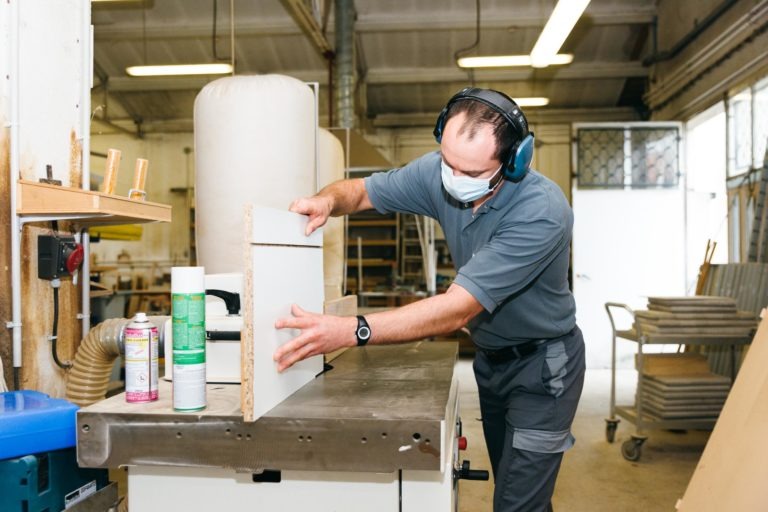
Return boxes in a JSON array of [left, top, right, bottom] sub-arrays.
[[633, 296, 758, 338], [638, 354, 731, 420]]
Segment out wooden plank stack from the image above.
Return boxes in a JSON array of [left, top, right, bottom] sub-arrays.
[[633, 296, 758, 339], [638, 354, 731, 420]]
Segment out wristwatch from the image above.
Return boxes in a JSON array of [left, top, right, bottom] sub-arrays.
[[355, 315, 371, 346]]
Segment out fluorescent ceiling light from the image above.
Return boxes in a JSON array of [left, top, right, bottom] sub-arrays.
[[457, 54, 573, 68], [126, 63, 233, 77], [530, 0, 590, 68], [514, 97, 550, 107]]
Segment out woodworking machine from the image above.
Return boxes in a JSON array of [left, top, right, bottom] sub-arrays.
[[78, 342, 487, 510]]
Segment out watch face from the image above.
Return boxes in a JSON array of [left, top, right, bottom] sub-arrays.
[[357, 326, 371, 340]]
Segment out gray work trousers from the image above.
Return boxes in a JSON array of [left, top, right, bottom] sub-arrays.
[[473, 327, 586, 512]]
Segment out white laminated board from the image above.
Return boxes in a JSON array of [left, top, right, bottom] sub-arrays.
[[241, 205, 324, 422]]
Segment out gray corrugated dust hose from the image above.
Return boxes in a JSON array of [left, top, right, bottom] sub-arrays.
[[66, 316, 167, 407]]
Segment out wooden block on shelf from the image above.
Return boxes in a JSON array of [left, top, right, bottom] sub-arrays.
[[241, 205, 324, 422], [637, 353, 711, 376], [324, 295, 358, 317]]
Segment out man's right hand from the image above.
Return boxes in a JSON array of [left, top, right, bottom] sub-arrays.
[[289, 195, 333, 235]]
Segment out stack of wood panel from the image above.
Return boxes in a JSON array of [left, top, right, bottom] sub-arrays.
[[638, 354, 731, 420], [633, 296, 758, 338]]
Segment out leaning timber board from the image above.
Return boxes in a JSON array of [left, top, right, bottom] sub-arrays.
[[241, 205, 324, 422], [678, 315, 768, 511]]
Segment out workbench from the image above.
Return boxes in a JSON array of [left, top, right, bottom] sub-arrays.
[[77, 342, 480, 511]]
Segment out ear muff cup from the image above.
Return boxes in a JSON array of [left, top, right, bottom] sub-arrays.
[[433, 88, 534, 182], [507, 134, 534, 182]]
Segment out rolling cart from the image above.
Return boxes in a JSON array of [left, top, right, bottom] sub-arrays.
[[603, 302, 752, 461]]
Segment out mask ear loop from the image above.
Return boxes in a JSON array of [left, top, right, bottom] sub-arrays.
[[487, 164, 505, 192]]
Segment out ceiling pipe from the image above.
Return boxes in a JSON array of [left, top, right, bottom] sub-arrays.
[[279, 0, 334, 56], [8, 0, 22, 390], [335, 0, 356, 129], [643, 0, 739, 65]]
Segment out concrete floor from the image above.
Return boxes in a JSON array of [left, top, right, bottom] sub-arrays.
[[455, 358, 710, 512]]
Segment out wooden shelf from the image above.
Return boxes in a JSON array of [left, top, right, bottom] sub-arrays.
[[346, 239, 398, 246], [17, 180, 172, 226], [348, 220, 398, 227], [354, 259, 397, 267]]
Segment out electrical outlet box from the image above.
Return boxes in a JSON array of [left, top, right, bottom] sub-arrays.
[[38, 235, 83, 280]]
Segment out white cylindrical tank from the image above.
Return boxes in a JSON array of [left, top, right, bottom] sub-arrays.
[[317, 129, 346, 300], [194, 75, 316, 274]]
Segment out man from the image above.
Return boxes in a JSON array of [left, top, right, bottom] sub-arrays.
[[274, 87, 585, 512]]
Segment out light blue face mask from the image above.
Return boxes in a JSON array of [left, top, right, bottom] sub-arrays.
[[440, 160, 503, 203]]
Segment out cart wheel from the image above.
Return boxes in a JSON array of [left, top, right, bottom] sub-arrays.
[[621, 436, 647, 462], [605, 419, 620, 443]]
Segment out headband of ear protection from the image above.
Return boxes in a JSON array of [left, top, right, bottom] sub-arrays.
[[433, 87, 534, 182]]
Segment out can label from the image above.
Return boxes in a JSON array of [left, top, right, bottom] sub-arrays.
[[125, 324, 159, 403], [172, 292, 206, 411]]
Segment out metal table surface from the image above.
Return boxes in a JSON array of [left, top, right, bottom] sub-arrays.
[[77, 342, 459, 474]]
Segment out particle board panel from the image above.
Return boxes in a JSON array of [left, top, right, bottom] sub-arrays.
[[648, 304, 737, 313], [323, 295, 358, 317], [648, 296, 737, 307], [635, 324, 754, 336], [247, 205, 323, 247], [635, 310, 756, 321], [323, 295, 358, 363], [241, 205, 324, 422], [678, 314, 768, 511], [637, 354, 711, 376]]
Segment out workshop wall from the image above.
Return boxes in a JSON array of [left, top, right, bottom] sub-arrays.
[[89, 133, 194, 272], [648, 0, 768, 120], [0, 0, 90, 394], [365, 124, 572, 201]]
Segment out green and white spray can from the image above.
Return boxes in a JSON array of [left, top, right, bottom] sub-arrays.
[[171, 266, 206, 411]]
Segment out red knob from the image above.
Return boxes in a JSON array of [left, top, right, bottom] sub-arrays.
[[458, 436, 467, 450], [66, 244, 84, 274]]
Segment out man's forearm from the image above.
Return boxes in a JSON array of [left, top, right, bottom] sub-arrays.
[[317, 178, 372, 216], [365, 284, 484, 345]]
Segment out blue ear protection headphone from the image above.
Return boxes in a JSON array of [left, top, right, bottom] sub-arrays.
[[433, 87, 535, 182]]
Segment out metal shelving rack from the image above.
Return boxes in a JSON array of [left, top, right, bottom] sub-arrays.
[[604, 302, 753, 461]]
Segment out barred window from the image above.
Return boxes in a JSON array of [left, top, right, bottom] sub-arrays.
[[576, 125, 680, 188], [728, 90, 752, 176], [754, 78, 768, 168]]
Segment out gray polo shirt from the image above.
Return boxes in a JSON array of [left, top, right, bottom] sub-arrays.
[[365, 150, 576, 350]]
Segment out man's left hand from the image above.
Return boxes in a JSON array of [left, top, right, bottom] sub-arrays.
[[273, 304, 357, 372]]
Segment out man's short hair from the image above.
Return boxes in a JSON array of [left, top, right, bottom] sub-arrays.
[[443, 99, 516, 163]]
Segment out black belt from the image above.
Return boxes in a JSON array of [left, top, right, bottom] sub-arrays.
[[480, 339, 548, 364], [479, 327, 577, 364]]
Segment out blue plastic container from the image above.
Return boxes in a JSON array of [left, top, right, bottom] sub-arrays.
[[0, 390, 79, 460], [0, 448, 109, 512]]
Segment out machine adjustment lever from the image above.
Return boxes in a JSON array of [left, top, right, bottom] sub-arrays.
[[454, 460, 489, 481], [252, 469, 281, 483], [205, 289, 241, 315]]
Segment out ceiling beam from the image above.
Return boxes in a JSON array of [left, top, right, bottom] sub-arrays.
[[366, 62, 649, 84], [373, 107, 641, 128], [104, 61, 647, 92], [93, 8, 654, 41], [279, 0, 333, 57]]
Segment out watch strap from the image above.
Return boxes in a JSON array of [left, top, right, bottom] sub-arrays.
[[356, 315, 371, 346]]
